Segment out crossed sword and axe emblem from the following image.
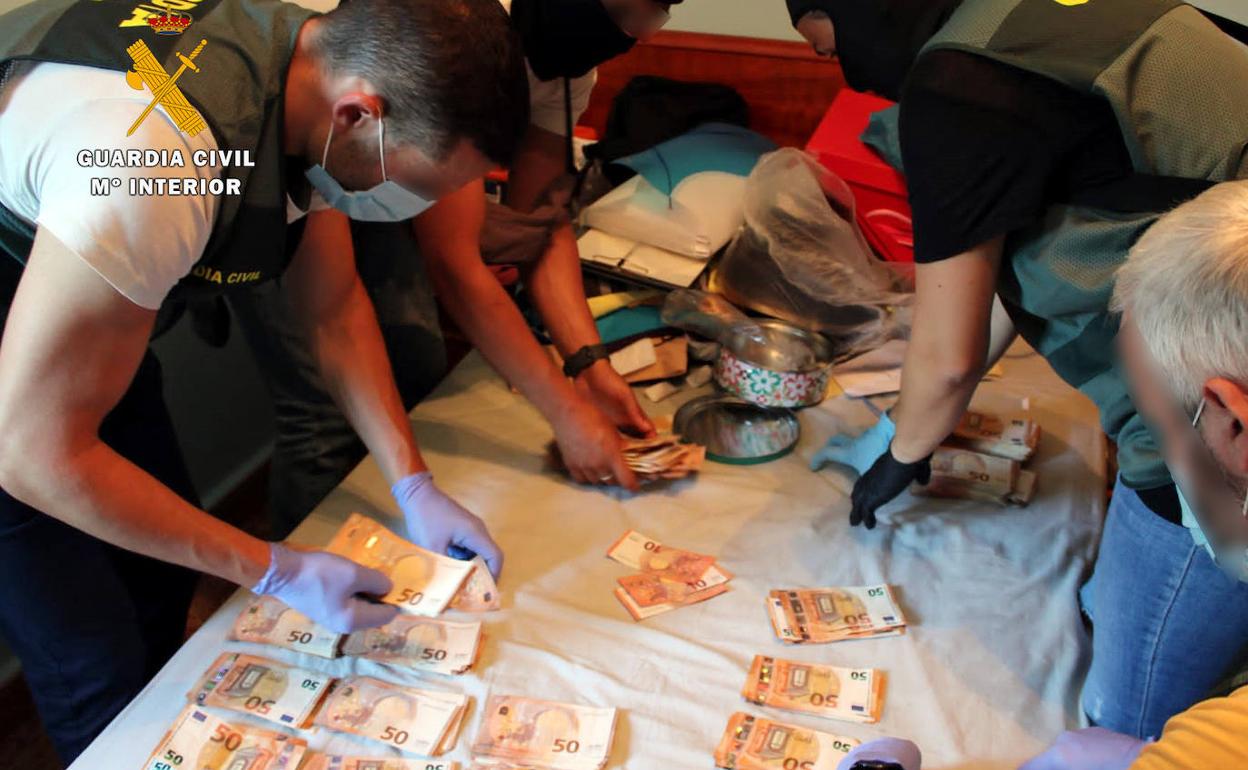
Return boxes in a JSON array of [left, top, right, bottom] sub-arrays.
[[124, 37, 209, 137]]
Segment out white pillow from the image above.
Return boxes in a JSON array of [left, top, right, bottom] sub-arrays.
[[581, 170, 746, 259]]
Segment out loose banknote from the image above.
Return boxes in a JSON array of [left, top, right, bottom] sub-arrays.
[[143, 706, 307, 770], [450, 556, 502, 612], [714, 712, 859, 770], [229, 596, 342, 658], [190, 652, 332, 729], [326, 514, 475, 616], [741, 655, 885, 723], [472, 695, 617, 770], [608, 529, 732, 620], [767, 585, 906, 644], [342, 615, 483, 676], [303, 755, 460, 770], [314, 675, 468, 756]]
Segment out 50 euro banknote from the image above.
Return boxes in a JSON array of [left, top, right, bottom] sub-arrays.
[[326, 514, 475, 616], [313, 675, 468, 757], [714, 712, 859, 770], [472, 695, 617, 770], [143, 706, 307, 770], [767, 585, 906, 644], [229, 596, 342, 658], [342, 615, 483, 676], [189, 652, 332, 729], [742, 655, 885, 724]]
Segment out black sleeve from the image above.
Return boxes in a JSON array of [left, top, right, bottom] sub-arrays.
[[898, 50, 1124, 263]]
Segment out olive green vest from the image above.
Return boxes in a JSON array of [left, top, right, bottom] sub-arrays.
[[0, 0, 316, 300], [885, 0, 1248, 489]]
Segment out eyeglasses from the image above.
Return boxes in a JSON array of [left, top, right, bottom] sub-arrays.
[[1191, 398, 1248, 519]]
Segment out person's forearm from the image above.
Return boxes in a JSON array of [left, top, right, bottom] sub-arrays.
[[430, 255, 586, 427], [889, 238, 1004, 463], [303, 277, 426, 484], [0, 441, 268, 586], [889, 338, 984, 462], [527, 223, 602, 357]]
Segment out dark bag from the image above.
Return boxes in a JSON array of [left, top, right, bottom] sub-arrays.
[[584, 75, 750, 167]]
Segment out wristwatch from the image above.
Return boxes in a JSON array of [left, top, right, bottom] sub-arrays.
[[562, 343, 609, 379]]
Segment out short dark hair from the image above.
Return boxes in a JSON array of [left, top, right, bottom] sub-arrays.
[[314, 0, 530, 166]]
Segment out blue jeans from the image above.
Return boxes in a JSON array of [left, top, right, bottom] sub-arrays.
[[0, 353, 199, 764], [1080, 478, 1248, 738]]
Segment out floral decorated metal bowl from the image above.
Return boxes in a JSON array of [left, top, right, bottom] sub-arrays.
[[713, 320, 836, 408]]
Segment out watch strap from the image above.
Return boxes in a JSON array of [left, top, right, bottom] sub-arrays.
[[562, 343, 609, 379]]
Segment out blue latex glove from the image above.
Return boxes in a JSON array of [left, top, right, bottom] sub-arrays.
[[251, 542, 399, 633], [837, 737, 922, 770], [1018, 728, 1148, 770], [393, 472, 504, 578], [811, 413, 897, 476]]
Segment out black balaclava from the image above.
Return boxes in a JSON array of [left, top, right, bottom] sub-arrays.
[[511, 0, 638, 81], [786, 0, 963, 101]]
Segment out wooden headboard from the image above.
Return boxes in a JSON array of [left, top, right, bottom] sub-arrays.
[[580, 30, 848, 149]]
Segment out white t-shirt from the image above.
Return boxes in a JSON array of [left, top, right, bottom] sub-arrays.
[[0, 61, 321, 310], [497, 0, 597, 136]]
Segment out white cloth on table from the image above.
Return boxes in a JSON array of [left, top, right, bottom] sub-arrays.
[[70, 341, 1104, 770]]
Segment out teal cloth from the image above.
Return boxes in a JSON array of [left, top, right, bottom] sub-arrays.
[[861, 106, 904, 172], [595, 306, 667, 345], [613, 123, 777, 196]]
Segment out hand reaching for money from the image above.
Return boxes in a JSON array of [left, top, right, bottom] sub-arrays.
[[250, 543, 398, 634], [392, 472, 503, 578], [836, 737, 922, 770], [551, 398, 639, 490], [576, 360, 656, 439], [848, 449, 931, 529]]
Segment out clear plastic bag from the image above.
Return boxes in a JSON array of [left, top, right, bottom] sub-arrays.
[[709, 148, 913, 356], [660, 289, 751, 341]]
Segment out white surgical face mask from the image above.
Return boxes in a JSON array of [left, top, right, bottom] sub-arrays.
[[1175, 398, 1248, 582], [305, 116, 435, 222]]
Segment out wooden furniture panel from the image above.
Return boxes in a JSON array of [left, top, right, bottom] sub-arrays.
[[582, 31, 847, 149]]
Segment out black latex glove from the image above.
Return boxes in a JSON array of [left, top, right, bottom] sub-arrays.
[[849, 449, 932, 529]]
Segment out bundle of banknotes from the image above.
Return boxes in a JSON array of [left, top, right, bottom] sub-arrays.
[[325, 514, 478, 616], [549, 432, 705, 483], [471, 695, 618, 770], [713, 712, 860, 770], [607, 529, 732, 620], [741, 655, 885, 724], [314, 675, 469, 756], [914, 445, 1037, 506], [180, 653, 471, 757], [143, 706, 309, 770], [767, 585, 907, 644], [230, 597, 484, 676], [948, 410, 1041, 463], [620, 433, 706, 481], [189, 652, 333, 729]]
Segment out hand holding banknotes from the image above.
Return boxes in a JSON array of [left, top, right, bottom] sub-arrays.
[[393, 471, 503, 578], [251, 543, 398, 633]]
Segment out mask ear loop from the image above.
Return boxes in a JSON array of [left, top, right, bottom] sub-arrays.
[[321, 122, 336, 169], [1192, 398, 1248, 519], [377, 116, 388, 183]]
